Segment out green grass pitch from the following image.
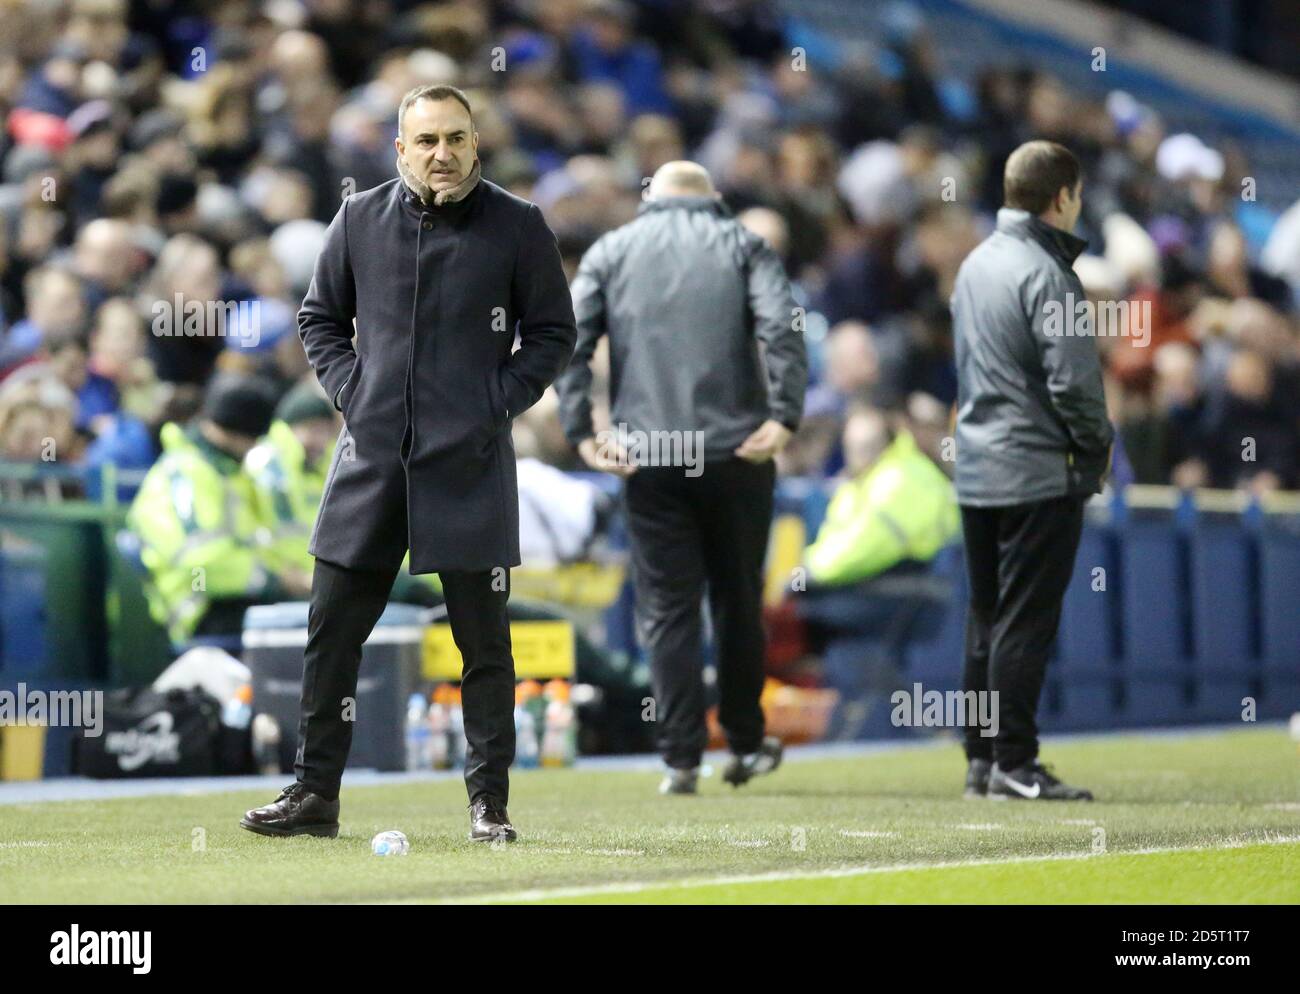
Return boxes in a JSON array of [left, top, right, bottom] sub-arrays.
[[1, 726, 1297, 904]]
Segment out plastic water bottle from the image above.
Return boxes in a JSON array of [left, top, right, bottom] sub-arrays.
[[250, 712, 282, 775], [222, 685, 252, 730], [518, 679, 546, 731], [514, 694, 539, 769], [428, 687, 450, 770], [405, 693, 430, 770], [371, 830, 409, 856], [447, 688, 467, 768], [540, 680, 576, 768]]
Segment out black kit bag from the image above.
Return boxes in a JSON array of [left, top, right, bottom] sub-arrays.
[[74, 686, 222, 778]]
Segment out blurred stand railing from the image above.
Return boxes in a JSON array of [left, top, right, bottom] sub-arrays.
[[0, 461, 166, 690]]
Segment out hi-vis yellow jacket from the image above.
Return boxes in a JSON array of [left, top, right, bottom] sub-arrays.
[[805, 431, 959, 586], [244, 420, 334, 577], [244, 420, 440, 596], [127, 422, 283, 644]]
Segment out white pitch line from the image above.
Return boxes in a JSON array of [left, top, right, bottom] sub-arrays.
[[430, 833, 1300, 904]]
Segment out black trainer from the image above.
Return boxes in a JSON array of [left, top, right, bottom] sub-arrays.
[[988, 760, 1094, 801], [964, 758, 992, 799], [722, 736, 783, 787], [240, 782, 340, 837], [469, 796, 518, 842]]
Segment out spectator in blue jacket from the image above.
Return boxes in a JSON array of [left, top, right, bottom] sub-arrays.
[[571, 1, 673, 116]]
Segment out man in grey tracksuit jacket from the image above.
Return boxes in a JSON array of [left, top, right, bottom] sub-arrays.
[[951, 140, 1113, 802], [556, 161, 806, 793]]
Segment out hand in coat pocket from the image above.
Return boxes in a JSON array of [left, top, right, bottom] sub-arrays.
[[339, 356, 362, 417], [485, 367, 511, 435]]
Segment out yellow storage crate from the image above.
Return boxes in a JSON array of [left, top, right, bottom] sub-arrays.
[[509, 562, 626, 609], [422, 619, 575, 682], [0, 724, 46, 781]]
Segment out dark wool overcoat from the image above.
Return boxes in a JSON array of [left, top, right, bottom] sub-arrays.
[[297, 175, 577, 573]]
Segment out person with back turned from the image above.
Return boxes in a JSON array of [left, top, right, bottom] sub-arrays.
[[951, 140, 1113, 802], [556, 161, 807, 795]]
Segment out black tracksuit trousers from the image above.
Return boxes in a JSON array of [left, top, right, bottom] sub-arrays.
[[960, 495, 1085, 771], [624, 457, 775, 770]]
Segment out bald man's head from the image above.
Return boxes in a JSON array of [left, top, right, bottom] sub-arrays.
[[647, 160, 717, 200]]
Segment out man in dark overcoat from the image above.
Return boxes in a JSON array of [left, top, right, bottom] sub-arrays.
[[240, 84, 576, 843]]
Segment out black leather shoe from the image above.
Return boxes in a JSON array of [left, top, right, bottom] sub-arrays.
[[468, 796, 518, 843], [240, 782, 340, 838]]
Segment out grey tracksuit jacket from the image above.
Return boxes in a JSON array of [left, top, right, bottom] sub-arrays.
[[556, 195, 807, 461], [951, 208, 1114, 506]]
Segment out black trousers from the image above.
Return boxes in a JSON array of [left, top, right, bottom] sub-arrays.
[[294, 558, 515, 803], [960, 495, 1085, 771], [624, 457, 774, 769]]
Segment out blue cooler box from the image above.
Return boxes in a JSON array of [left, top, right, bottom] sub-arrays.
[[242, 602, 427, 773]]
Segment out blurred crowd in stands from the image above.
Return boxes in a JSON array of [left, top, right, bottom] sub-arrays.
[[1, 0, 1299, 502]]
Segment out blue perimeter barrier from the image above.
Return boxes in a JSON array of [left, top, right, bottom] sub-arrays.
[[4, 482, 1298, 751], [777, 484, 1300, 732]]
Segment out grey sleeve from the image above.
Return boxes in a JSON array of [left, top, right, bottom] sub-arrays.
[[555, 238, 609, 446], [1027, 270, 1114, 455], [747, 238, 807, 431]]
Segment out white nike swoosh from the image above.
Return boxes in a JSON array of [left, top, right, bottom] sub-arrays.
[[1002, 777, 1041, 799]]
